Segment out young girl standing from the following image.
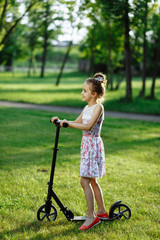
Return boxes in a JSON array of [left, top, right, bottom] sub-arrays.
[[51, 72, 108, 231]]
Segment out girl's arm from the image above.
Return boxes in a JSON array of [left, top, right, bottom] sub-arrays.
[[61, 104, 103, 131], [50, 109, 84, 125], [68, 110, 83, 124]]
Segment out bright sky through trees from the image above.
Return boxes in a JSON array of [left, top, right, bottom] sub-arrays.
[[16, 0, 160, 44]]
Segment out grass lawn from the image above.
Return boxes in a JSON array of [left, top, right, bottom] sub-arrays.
[[0, 107, 160, 240], [0, 71, 160, 115]]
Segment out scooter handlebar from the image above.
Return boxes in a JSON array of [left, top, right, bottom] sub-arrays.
[[50, 119, 68, 128]]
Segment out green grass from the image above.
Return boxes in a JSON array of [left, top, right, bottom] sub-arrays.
[[0, 107, 160, 240], [0, 71, 160, 115]]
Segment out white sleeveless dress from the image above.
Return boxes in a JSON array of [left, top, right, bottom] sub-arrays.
[[80, 104, 106, 178]]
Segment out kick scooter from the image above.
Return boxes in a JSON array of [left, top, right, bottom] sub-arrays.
[[37, 120, 131, 222]]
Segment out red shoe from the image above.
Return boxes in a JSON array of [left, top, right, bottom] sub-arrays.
[[79, 216, 101, 231], [97, 212, 108, 220]]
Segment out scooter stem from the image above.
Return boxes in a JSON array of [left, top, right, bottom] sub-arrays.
[[49, 125, 60, 190]]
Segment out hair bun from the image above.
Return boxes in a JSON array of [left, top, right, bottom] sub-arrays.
[[93, 72, 107, 85], [94, 76, 103, 82]]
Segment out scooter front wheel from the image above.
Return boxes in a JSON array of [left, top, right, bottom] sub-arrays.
[[37, 204, 57, 221], [109, 203, 131, 220]]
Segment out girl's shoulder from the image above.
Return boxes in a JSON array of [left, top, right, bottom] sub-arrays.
[[94, 103, 104, 112], [94, 104, 104, 120], [86, 103, 104, 109], [83, 103, 104, 114], [84, 103, 104, 113]]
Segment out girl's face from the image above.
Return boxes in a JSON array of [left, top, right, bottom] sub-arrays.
[[81, 82, 95, 103]]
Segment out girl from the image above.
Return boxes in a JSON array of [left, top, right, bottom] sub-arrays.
[[51, 72, 108, 231]]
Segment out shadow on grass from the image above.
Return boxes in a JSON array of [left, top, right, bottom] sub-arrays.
[[1, 135, 159, 170], [0, 79, 84, 85], [0, 219, 90, 240], [0, 107, 160, 170], [0, 71, 87, 85], [0, 218, 117, 240], [104, 98, 160, 115], [103, 136, 160, 164], [0, 88, 82, 94]]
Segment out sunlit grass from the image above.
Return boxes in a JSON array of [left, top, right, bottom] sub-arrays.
[[0, 72, 160, 114], [0, 107, 160, 240]]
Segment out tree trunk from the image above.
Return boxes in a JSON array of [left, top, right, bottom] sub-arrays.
[[5, 53, 13, 71], [56, 40, 72, 85], [139, 0, 148, 97], [28, 54, 34, 77], [0, 0, 7, 33], [40, 1, 49, 78], [40, 33, 48, 78], [115, 71, 124, 90], [28, 57, 32, 77], [149, 45, 160, 99], [108, 21, 114, 90], [124, 0, 132, 100]]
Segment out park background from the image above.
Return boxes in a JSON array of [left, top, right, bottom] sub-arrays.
[[0, 0, 160, 239]]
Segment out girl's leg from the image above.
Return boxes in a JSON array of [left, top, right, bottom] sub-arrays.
[[80, 177, 96, 226], [91, 179, 106, 214]]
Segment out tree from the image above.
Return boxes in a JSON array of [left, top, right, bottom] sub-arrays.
[[0, 0, 38, 49], [82, 0, 132, 99], [25, 9, 41, 76], [97, 0, 124, 89], [0, 0, 7, 33], [149, 8, 160, 99], [56, 41, 72, 85], [149, 40, 160, 99], [56, 0, 83, 85], [79, 0, 123, 86], [133, 0, 150, 97], [140, 0, 148, 97], [40, 0, 51, 78], [108, 0, 132, 99], [133, 0, 158, 98], [123, 0, 132, 100], [0, 22, 28, 68], [39, 0, 63, 78]]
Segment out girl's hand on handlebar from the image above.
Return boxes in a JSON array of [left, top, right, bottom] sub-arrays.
[[60, 119, 69, 128], [51, 116, 59, 124]]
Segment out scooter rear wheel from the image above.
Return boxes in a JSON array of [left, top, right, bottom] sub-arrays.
[[37, 204, 57, 221], [109, 203, 131, 220]]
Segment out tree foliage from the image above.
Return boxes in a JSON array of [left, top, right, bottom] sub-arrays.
[[79, 0, 160, 99], [0, 0, 160, 99]]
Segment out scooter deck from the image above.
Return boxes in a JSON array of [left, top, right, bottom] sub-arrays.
[[72, 216, 87, 221], [71, 216, 110, 221]]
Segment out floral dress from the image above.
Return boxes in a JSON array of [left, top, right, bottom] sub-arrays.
[[80, 104, 106, 178]]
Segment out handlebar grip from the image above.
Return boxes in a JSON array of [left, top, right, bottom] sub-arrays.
[[50, 119, 68, 128], [63, 122, 68, 128], [53, 119, 60, 125]]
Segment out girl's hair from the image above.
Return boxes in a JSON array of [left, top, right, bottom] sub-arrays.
[[86, 72, 107, 103]]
